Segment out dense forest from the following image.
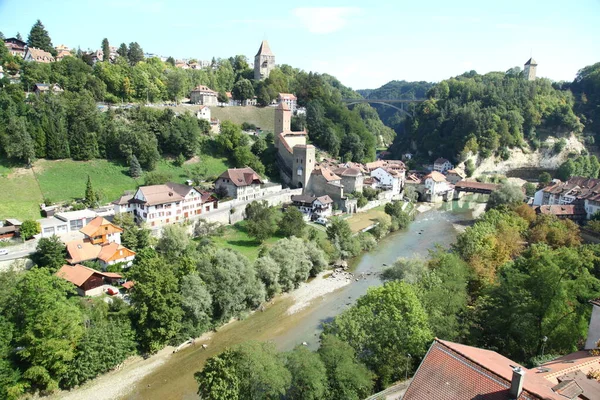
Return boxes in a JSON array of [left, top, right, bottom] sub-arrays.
[[0, 21, 391, 168], [363, 69, 590, 163]]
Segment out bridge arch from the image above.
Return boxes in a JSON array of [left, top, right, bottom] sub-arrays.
[[344, 100, 413, 117]]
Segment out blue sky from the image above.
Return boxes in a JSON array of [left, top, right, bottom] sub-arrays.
[[1, 0, 599, 89]]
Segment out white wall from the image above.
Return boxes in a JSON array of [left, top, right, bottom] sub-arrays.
[[585, 304, 600, 350]]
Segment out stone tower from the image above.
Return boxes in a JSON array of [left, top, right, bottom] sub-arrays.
[[292, 145, 315, 189], [254, 40, 275, 81], [274, 101, 291, 136], [523, 58, 537, 81]]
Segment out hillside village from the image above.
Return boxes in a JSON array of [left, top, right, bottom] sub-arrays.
[[1, 14, 600, 400]]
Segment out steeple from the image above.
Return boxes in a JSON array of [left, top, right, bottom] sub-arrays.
[[523, 57, 538, 81], [255, 40, 273, 57]]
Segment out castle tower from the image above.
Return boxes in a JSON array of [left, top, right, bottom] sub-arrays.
[[274, 101, 291, 136], [523, 58, 537, 81], [254, 40, 275, 81], [292, 145, 315, 190]]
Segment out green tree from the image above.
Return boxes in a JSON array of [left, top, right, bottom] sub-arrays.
[[129, 154, 142, 178], [27, 20, 56, 56], [475, 244, 600, 362], [486, 183, 525, 210], [166, 56, 175, 66], [156, 224, 191, 260], [245, 201, 278, 242], [465, 159, 475, 177], [326, 217, 360, 259], [1, 116, 35, 163], [217, 90, 229, 105], [197, 248, 265, 322], [101, 38, 110, 62], [325, 281, 433, 387], [180, 274, 213, 338], [232, 78, 254, 102], [285, 345, 327, 400], [279, 207, 306, 238], [19, 220, 41, 240], [31, 236, 66, 272], [117, 43, 128, 60], [8, 269, 84, 391], [127, 42, 144, 65], [524, 182, 536, 197], [538, 172, 552, 186], [84, 175, 97, 207], [195, 349, 240, 400], [129, 255, 183, 353], [318, 335, 374, 400]]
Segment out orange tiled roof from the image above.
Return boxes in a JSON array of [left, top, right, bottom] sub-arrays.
[[66, 239, 101, 264], [79, 216, 123, 237], [424, 171, 447, 183], [56, 264, 122, 288]]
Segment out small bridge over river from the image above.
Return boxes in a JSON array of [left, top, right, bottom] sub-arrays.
[[341, 98, 426, 116], [454, 181, 500, 196]]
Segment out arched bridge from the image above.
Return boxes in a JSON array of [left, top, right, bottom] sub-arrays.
[[341, 98, 426, 116]]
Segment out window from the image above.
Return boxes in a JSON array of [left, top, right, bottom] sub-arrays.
[[205, 206, 210, 212], [70, 219, 84, 230]]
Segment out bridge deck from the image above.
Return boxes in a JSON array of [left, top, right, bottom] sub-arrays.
[[454, 181, 499, 192]]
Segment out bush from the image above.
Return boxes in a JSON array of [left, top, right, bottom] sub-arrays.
[[20, 220, 41, 240], [465, 159, 475, 177], [524, 182, 537, 197], [553, 138, 567, 154]]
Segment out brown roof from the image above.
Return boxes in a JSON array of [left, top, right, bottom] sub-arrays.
[[191, 85, 216, 94], [555, 370, 600, 399], [533, 205, 586, 217], [218, 168, 263, 187], [97, 242, 135, 262], [255, 40, 273, 56], [25, 47, 55, 62], [447, 169, 465, 177], [424, 171, 447, 183], [80, 216, 123, 237], [66, 239, 101, 264], [278, 93, 297, 100], [56, 264, 122, 288], [454, 180, 499, 191], [332, 167, 362, 177], [366, 160, 387, 171], [136, 182, 197, 206], [276, 101, 290, 111], [316, 195, 333, 204], [404, 339, 563, 400], [536, 351, 600, 382], [122, 281, 135, 290], [312, 167, 341, 182], [543, 177, 600, 202], [198, 190, 218, 203], [291, 194, 316, 205], [112, 193, 133, 205], [434, 157, 451, 165]]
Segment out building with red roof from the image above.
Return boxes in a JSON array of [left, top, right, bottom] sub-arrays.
[[56, 264, 123, 297]]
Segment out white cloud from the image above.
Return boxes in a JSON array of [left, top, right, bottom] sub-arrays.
[[293, 7, 360, 34]]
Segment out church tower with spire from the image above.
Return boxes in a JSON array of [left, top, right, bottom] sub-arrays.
[[254, 40, 275, 81], [523, 58, 537, 81]]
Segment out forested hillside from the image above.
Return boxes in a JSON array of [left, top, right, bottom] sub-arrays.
[[0, 21, 390, 169], [570, 62, 600, 136]]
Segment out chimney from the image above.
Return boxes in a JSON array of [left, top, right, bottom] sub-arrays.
[[509, 365, 525, 399]]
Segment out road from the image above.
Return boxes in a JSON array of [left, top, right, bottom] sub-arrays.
[[0, 248, 36, 262]]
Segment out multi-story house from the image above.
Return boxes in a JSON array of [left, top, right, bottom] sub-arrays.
[[54, 44, 71, 61], [196, 105, 211, 121], [127, 182, 216, 227], [533, 177, 600, 219], [4, 37, 26, 57], [215, 168, 265, 201], [370, 167, 404, 194], [333, 166, 364, 194], [24, 47, 55, 63], [433, 157, 453, 174], [291, 194, 333, 219], [190, 85, 218, 106], [446, 169, 465, 185]]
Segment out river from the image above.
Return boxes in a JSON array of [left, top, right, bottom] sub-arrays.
[[124, 200, 482, 400]]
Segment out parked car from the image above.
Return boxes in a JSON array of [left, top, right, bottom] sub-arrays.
[[0, 249, 8, 256], [315, 217, 328, 226]]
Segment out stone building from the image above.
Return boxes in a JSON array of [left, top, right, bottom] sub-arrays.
[[254, 40, 275, 81], [524, 58, 537, 81], [190, 85, 218, 105], [274, 102, 315, 189], [333, 166, 364, 194]]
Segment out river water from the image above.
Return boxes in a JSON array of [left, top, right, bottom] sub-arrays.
[[126, 200, 481, 400]]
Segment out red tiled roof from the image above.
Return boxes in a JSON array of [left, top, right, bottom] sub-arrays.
[[218, 168, 263, 187], [56, 264, 122, 288], [533, 205, 586, 217], [332, 167, 362, 177], [404, 339, 563, 400], [278, 93, 297, 100], [312, 167, 341, 182]]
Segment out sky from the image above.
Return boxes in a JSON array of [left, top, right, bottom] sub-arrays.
[[1, 0, 599, 89]]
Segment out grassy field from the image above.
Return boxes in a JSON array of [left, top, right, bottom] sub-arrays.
[[211, 221, 282, 261], [211, 106, 275, 132], [0, 155, 231, 221], [346, 205, 388, 233]]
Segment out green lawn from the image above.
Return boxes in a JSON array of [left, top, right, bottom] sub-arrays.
[[346, 205, 388, 233], [211, 106, 275, 132], [211, 221, 282, 261], [0, 154, 232, 221]]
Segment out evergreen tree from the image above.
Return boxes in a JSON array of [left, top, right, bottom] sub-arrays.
[[27, 20, 56, 56], [127, 42, 144, 65], [166, 56, 175, 66], [129, 154, 142, 178], [101, 38, 110, 63], [85, 175, 97, 207], [117, 43, 128, 60], [16, 32, 22, 41], [0, 31, 4, 40]]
